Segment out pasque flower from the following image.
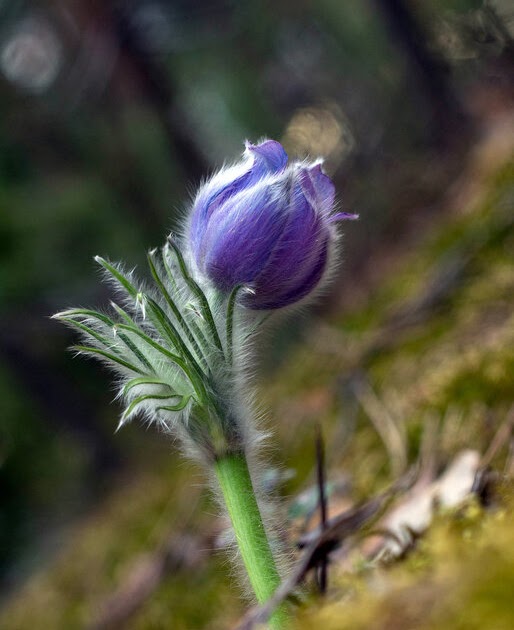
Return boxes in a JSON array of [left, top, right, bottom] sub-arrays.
[[187, 140, 357, 309], [54, 138, 358, 628]]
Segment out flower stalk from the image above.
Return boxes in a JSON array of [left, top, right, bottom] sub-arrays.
[[215, 453, 287, 628]]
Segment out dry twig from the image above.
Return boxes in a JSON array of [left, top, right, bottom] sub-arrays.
[[234, 472, 414, 630]]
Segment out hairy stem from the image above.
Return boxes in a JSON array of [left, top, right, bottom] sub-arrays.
[[214, 452, 287, 628]]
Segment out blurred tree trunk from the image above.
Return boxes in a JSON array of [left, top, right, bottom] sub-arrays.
[[372, 0, 472, 149], [102, 1, 210, 184]]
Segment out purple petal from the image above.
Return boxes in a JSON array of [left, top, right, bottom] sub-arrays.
[[299, 163, 335, 214], [248, 238, 328, 309], [250, 189, 319, 289], [245, 140, 288, 174], [329, 212, 359, 222], [201, 184, 290, 290], [244, 183, 329, 308], [190, 140, 289, 255]]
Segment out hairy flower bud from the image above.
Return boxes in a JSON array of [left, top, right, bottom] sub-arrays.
[[187, 140, 356, 309]]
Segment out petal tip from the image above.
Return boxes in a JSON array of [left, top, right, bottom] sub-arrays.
[[245, 139, 288, 172], [330, 212, 359, 223]]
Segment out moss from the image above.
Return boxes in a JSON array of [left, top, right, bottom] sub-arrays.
[[295, 492, 514, 630]]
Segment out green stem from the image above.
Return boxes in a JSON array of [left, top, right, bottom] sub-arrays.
[[214, 453, 288, 629]]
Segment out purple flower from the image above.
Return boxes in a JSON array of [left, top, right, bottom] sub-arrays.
[[187, 140, 357, 310]]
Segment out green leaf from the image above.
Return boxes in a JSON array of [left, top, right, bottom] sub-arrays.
[[95, 257, 138, 298], [122, 377, 175, 396], [115, 329, 155, 373], [58, 311, 154, 374], [157, 395, 191, 413], [143, 296, 209, 403], [143, 296, 186, 354], [160, 247, 179, 293], [110, 302, 136, 325], [122, 393, 184, 420], [147, 251, 206, 367], [226, 284, 244, 365], [71, 345, 143, 374], [115, 324, 206, 402], [54, 308, 115, 328], [58, 317, 119, 353], [158, 248, 212, 355], [182, 301, 212, 356], [166, 239, 224, 353], [143, 295, 208, 394], [116, 323, 184, 368]]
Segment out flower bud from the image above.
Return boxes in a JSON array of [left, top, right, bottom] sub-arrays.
[[187, 140, 356, 310]]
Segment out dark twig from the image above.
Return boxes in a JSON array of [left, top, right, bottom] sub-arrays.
[[472, 406, 514, 506], [315, 424, 329, 593], [480, 405, 514, 469], [297, 468, 415, 551], [234, 471, 415, 630]]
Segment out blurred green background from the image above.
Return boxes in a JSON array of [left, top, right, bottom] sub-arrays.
[[0, 0, 513, 620]]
